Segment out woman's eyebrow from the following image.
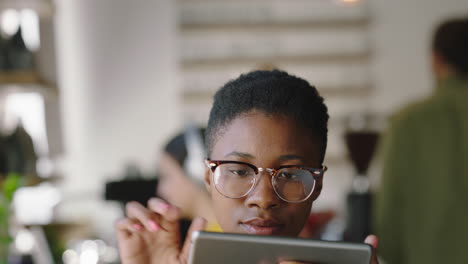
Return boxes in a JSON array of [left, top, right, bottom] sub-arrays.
[[278, 154, 305, 163], [224, 151, 255, 159]]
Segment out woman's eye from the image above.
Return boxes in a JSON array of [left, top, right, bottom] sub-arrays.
[[229, 170, 249, 176], [278, 172, 297, 179]]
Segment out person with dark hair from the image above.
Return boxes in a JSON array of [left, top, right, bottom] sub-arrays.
[[157, 126, 220, 240], [115, 70, 379, 263], [375, 16, 468, 264]]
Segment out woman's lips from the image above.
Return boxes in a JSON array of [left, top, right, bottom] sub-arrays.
[[240, 218, 284, 235]]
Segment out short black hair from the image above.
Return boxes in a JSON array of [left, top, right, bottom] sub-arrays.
[[433, 16, 468, 77], [164, 127, 206, 168], [206, 69, 329, 163]]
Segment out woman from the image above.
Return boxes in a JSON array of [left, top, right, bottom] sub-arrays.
[[116, 70, 379, 263]]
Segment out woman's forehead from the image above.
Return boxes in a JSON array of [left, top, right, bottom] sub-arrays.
[[211, 112, 320, 164]]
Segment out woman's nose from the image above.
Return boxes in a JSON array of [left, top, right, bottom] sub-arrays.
[[245, 173, 281, 210]]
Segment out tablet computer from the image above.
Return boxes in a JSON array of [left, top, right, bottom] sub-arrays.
[[188, 231, 372, 264]]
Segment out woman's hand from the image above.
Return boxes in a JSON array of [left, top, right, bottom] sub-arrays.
[[115, 198, 207, 264], [280, 235, 379, 264]]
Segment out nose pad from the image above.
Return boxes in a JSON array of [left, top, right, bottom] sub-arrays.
[[264, 168, 276, 177], [245, 170, 281, 210]]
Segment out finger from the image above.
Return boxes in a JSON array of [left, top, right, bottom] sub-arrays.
[[179, 217, 207, 263], [364, 234, 379, 264], [115, 218, 143, 239], [147, 198, 182, 221], [126, 201, 161, 232], [364, 234, 378, 248], [147, 198, 182, 232]]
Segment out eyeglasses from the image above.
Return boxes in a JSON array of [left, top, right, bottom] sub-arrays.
[[205, 159, 326, 203]]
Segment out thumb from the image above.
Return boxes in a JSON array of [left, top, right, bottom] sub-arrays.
[[364, 234, 379, 264], [179, 217, 207, 263], [364, 234, 378, 249]]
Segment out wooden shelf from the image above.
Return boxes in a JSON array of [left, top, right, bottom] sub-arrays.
[[0, 71, 58, 95], [0, 71, 42, 84], [178, 0, 369, 27], [182, 84, 373, 103], [180, 19, 370, 32], [182, 52, 371, 69]]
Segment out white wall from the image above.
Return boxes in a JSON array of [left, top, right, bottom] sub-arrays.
[[55, 0, 180, 239], [369, 0, 468, 114]]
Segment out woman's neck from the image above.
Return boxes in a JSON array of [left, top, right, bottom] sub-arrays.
[[190, 191, 216, 224]]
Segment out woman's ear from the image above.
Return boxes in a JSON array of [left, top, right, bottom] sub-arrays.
[[204, 168, 212, 194]]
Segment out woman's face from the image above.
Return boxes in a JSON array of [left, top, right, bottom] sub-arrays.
[[205, 111, 323, 236]]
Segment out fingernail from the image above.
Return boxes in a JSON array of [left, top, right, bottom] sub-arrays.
[[365, 235, 379, 248], [148, 221, 159, 232], [133, 224, 142, 231], [160, 203, 170, 212]]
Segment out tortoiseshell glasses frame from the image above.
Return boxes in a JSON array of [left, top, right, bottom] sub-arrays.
[[205, 159, 326, 203]]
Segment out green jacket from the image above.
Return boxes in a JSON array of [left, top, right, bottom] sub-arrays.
[[375, 77, 468, 264]]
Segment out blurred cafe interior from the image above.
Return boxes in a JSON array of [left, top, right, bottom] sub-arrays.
[[0, 0, 467, 263]]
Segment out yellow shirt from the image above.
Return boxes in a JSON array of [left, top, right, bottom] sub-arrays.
[[205, 222, 222, 232]]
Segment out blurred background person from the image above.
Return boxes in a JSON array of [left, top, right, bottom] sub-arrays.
[[157, 126, 219, 240], [375, 16, 468, 264]]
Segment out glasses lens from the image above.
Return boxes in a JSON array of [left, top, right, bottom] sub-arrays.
[[273, 168, 315, 202], [213, 163, 256, 198]]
